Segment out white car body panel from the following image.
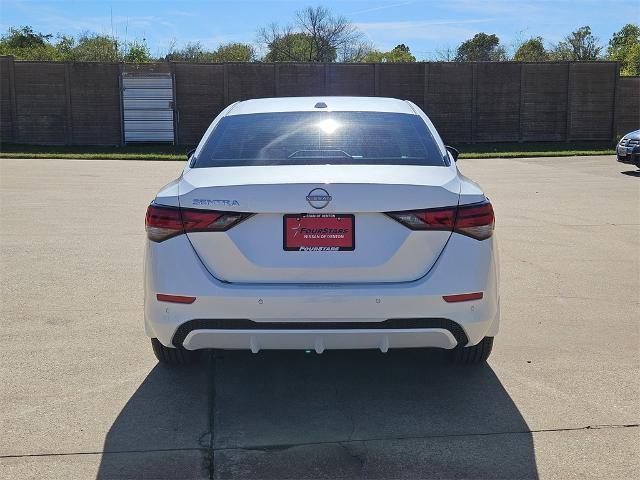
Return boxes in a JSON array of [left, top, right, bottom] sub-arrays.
[[144, 96, 499, 353], [178, 164, 463, 283], [227, 96, 417, 116], [144, 232, 499, 350]]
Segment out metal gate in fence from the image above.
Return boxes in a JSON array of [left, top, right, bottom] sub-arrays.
[[121, 72, 175, 143]]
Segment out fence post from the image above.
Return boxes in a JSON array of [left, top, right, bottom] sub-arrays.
[[565, 62, 572, 142], [323, 62, 328, 95], [518, 63, 525, 143], [223, 63, 229, 106], [274, 63, 280, 97], [64, 62, 73, 145], [471, 63, 478, 144], [373, 63, 380, 96], [423, 62, 430, 112], [117, 63, 124, 146], [611, 62, 620, 142], [7, 56, 18, 143]]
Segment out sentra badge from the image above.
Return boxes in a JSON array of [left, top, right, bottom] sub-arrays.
[[193, 199, 240, 207]]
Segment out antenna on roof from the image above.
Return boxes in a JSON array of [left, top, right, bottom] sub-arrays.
[[314, 102, 328, 109]]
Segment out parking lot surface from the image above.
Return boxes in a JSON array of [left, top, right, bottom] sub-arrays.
[[0, 156, 638, 479]]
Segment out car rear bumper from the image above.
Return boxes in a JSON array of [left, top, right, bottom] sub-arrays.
[[173, 318, 468, 352], [144, 232, 500, 351], [184, 328, 457, 352]]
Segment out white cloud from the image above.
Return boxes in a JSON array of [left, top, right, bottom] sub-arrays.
[[356, 18, 495, 49], [443, 0, 545, 16], [350, 1, 414, 15]]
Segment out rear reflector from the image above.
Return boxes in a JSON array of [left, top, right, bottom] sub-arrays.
[[156, 294, 197, 304], [145, 203, 252, 242], [443, 292, 483, 303], [386, 200, 494, 240]]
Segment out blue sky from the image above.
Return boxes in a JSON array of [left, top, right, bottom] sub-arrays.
[[1, 0, 637, 59]]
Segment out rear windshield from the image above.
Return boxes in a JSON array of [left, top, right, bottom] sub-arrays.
[[193, 111, 448, 168]]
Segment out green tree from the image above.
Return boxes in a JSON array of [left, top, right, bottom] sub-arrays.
[[2, 26, 51, 48], [55, 35, 76, 60], [166, 41, 206, 62], [607, 23, 640, 75], [0, 25, 154, 62], [455, 33, 507, 61], [513, 37, 548, 61], [0, 26, 60, 60], [624, 44, 640, 76], [362, 44, 416, 63], [166, 41, 255, 62], [71, 33, 119, 61], [551, 26, 601, 61], [213, 42, 256, 62], [123, 39, 151, 63], [261, 27, 336, 62]]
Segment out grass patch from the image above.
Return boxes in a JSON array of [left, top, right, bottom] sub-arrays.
[[1, 141, 615, 161], [457, 141, 614, 159], [0, 143, 191, 160]]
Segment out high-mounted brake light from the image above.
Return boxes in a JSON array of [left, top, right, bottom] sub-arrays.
[[386, 200, 494, 240], [145, 204, 251, 242]]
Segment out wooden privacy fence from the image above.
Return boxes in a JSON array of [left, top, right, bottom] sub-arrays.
[[1, 56, 638, 146]]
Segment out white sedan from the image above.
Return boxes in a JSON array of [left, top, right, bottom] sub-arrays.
[[144, 97, 499, 365]]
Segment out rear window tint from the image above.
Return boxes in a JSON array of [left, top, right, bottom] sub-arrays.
[[193, 111, 448, 168]]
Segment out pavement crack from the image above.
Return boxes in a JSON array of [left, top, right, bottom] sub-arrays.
[[582, 423, 639, 430], [209, 422, 640, 453], [1, 423, 636, 461], [0, 447, 206, 459]]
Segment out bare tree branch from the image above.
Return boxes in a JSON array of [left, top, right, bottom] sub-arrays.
[[257, 5, 366, 62]]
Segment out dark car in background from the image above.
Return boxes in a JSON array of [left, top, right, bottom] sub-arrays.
[[617, 130, 640, 168]]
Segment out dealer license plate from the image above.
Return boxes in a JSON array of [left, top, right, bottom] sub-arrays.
[[283, 214, 355, 251]]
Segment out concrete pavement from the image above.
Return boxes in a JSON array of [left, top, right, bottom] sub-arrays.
[[0, 156, 638, 478]]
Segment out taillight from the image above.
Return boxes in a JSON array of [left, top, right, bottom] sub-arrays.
[[387, 207, 456, 232], [454, 201, 494, 240], [145, 204, 251, 242], [386, 207, 456, 231], [145, 205, 183, 242], [180, 209, 248, 233], [386, 200, 494, 240]]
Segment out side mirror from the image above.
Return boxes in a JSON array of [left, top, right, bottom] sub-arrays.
[[445, 145, 459, 162], [186, 148, 196, 160]]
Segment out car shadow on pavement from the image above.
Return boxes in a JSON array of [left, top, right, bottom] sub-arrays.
[[620, 170, 640, 177], [97, 349, 539, 479], [96, 358, 211, 479]]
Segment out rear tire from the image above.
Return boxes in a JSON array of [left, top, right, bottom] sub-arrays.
[[450, 336, 493, 365], [151, 338, 198, 365]]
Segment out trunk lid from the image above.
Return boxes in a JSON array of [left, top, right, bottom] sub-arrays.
[[179, 164, 460, 284]]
